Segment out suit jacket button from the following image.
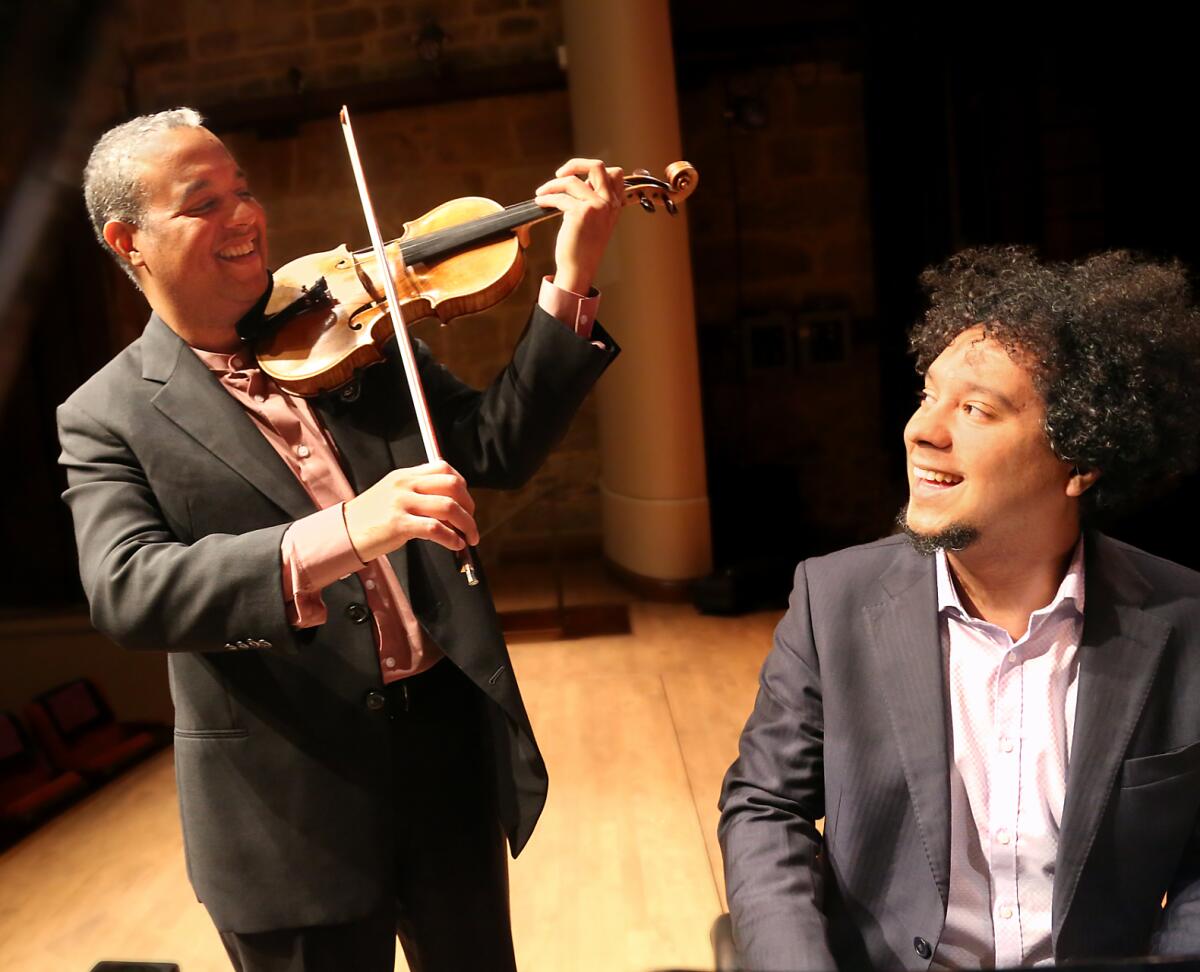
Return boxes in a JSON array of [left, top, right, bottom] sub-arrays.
[[346, 602, 371, 624], [914, 937, 932, 959], [365, 691, 387, 712]]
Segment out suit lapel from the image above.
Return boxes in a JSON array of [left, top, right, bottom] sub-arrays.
[[865, 547, 952, 906], [142, 315, 314, 520], [1052, 532, 1171, 942], [312, 393, 396, 497]]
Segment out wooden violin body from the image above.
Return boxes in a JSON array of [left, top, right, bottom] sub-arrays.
[[254, 163, 698, 397]]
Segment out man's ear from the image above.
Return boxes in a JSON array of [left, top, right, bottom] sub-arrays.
[[1066, 465, 1101, 498], [102, 220, 143, 269]]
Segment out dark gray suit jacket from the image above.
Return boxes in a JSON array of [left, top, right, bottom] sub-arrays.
[[57, 307, 616, 933], [719, 533, 1200, 970]]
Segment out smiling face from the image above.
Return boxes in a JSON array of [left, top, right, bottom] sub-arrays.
[[104, 125, 268, 348], [902, 325, 1088, 558]]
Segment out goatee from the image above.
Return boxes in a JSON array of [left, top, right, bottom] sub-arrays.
[[896, 506, 979, 557]]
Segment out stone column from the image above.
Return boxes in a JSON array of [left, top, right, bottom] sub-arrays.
[[561, 0, 712, 589]]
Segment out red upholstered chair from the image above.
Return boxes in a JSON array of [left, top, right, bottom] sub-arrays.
[[23, 678, 165, 781], [0, 710, 87, 833]]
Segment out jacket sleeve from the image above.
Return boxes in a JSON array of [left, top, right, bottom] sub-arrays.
[[57, 397, 303, 655], [417, 305, 618, 490], [718, 559, 837, 971]]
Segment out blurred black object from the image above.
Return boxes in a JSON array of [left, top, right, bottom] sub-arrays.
[[90, 964, 180, 972]]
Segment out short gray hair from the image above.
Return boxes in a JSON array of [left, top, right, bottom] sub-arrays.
[[83, 107, 205, 282]]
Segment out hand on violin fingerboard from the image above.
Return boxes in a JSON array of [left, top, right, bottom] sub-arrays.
[[535, 159, 624, 297], [343, 460, 480, 563]]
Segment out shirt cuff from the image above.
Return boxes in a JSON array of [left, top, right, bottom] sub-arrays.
[[281, 504, 364, 629], [538, 276, 602, 340]]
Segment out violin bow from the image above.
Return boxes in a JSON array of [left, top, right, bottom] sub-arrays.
[[339, 104, 480, 586]]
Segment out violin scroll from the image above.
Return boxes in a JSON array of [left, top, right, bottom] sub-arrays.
[[623, 162, 698, 217]]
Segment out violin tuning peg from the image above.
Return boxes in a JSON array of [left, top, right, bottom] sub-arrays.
[[664, 197, 678, 216], [638, 192, 655, 213]]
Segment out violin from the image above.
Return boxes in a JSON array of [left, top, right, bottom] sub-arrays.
[[253, 161, 699, 397], [261, 106, 696, 585]]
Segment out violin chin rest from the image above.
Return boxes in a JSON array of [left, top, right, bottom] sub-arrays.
[[234, 277, 276, 342]]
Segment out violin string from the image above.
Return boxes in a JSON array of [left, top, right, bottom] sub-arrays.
[[370, 175, 667, 266], [399, 200, 551, 265]]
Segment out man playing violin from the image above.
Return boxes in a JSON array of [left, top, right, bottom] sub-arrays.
[[58, 107, 623, 972]]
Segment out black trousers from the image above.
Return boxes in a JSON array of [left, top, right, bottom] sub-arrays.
[[219, 660, 517, 972]]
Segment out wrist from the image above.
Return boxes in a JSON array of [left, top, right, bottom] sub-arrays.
[[551, 269, 591, 297], [341, 500, 374, 564]]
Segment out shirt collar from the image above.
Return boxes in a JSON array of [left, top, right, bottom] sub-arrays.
[[935, 534, 1086, 621], [190, 345, 257, 375]]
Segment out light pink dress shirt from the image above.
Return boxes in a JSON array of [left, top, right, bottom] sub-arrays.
[[191, 277, 600, 684], [932, 538, 1085, 968]]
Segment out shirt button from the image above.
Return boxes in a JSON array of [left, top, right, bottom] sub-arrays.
[[385, 658, 396, 668], [253, 394, 266, 403], [999, 905, 1014, 919], [1008, 651, 1018, 663], [364, 691, 386, 711], [913, 937, 932, 959], [346, 602, 371, 624], [295, 445, 310, 459], [365, 579, 376, 590], [1000, 737, 1014, 753], [996, 829, 1011, 845], [579, 314, 589, 325]]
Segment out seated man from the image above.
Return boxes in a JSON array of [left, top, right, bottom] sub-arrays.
[[719, 247, 1200, 969]]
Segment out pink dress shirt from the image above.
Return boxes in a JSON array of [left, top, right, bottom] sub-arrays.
[[932, 538, 1085, 968], [192, 276, 600, 684]]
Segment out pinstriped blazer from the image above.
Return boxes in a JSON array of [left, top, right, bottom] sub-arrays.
[[719, 532, 1200, 970]]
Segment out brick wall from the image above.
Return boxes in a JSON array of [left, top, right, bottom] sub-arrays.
[[102, 4, 890, 565], [125, 0, 561, 110], [682, 62, 875, 322], [679, 61, 893, 552], [109, 0, 592, 561]]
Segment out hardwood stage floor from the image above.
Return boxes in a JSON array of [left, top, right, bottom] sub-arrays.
[[0, 569, 782, 972]]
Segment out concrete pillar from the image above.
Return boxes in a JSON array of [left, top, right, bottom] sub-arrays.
[[561, 0, 712, 587]]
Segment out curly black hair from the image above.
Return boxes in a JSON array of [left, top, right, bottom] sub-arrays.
[[910, 245, 1200, 514]]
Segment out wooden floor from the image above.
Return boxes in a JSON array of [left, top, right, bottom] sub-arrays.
[[0, 565, 781, 972]]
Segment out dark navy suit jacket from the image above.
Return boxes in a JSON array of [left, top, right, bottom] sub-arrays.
[[720, 533, 1200, 969]]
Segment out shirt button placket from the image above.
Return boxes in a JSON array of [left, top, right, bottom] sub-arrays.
[[992, 641, 1024, 967]]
